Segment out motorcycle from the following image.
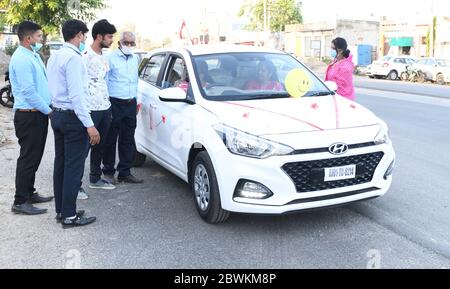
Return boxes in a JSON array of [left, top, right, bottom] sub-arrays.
[[405, 65, 426, 83], [0, 70, 14, 108]]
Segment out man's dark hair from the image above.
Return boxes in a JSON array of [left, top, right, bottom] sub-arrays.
[[17, 21, 42, 41], [92, 19, 117, 40], [62, 19, 89, 42]]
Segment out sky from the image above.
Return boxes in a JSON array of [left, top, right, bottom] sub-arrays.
[[96, 0, 450, 39]]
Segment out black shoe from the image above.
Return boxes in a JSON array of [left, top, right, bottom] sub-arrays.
[[62, 215, 97, 229], [118, 174, 143, 184], [30, 193, 54, 204], [12, 202, 47, 215], [56, 211, 86, 223]]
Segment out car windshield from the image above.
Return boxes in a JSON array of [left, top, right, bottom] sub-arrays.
[[382, 56, 392, 61], [192, 52, 331, 101], [436, 59, 450, 67]]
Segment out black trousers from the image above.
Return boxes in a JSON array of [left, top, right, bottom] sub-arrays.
[[14, 112, 48, 205], [51, 111, 89, 218], [88, 109, 112, 183], [103, 98, 137, 178]]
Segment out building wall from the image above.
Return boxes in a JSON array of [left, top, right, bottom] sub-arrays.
[[285, 20, 379, 60]]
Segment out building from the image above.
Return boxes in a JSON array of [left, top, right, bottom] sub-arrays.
[[379, 16, 450, 59], [284, 19, 379, 61]]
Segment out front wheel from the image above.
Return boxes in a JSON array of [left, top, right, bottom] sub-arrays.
[[190, 151, 230, 224], [0, 86, 13, 108]]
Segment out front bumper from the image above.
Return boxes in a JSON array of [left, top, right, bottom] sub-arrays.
[[210, 143, 395, 215]]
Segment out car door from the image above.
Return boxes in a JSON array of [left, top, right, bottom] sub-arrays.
[[136, 53, 167, 156], [153, 53, 197, 173]]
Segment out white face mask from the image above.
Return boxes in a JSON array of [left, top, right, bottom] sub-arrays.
[[121, 46, 133, 55]]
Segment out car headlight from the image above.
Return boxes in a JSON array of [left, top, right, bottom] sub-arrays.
[[213, 123, 294, 159], [374, 124, 391, 145]]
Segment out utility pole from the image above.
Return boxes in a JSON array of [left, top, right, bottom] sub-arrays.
[[430, 0, 435, 57], [264, 0, 267, 33]]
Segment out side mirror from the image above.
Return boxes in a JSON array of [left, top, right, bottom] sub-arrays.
[[159, 87, 193, 104], [324, 81, 338, 92]]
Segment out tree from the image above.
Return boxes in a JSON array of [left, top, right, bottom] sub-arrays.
[[238, 0, 303, 32], [0, 0, 106, 45]]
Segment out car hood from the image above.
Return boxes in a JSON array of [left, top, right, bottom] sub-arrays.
[[200, 95, 381, 135]]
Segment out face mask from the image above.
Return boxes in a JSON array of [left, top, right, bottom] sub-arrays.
[[120, 46, 133, 55], [330, 50, 337, 58], [31, 42, 43, 53], [79, 42, 86, 53]]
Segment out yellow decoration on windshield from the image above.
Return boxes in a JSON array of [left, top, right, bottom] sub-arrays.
[[285, 69, 312, 98]]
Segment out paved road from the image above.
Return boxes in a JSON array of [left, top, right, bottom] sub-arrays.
[[0, 82, 449, 269]]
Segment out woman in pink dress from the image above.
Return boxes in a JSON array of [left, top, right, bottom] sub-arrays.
[[245, 60, 284, 91], [325, 37, 356, 101]]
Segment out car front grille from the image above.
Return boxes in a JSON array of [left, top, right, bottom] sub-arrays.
[[282, 152, 385, 193]]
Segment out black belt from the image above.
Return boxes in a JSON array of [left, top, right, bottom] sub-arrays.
[[111, 98, 136, 104], [52, 107, 75, 114]]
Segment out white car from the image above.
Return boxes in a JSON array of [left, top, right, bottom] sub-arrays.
[[135, 45, 396, 224], [367, 55, 416, 80], [412, 58, 450, 85]]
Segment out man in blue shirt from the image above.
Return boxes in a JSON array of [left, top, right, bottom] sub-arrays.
[[10, 21, 54, 216], [102, 31, 143, 184], [47, 19, 98, 229]]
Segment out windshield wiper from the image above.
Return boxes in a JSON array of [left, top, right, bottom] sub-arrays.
[[247, 93, 291, 100]]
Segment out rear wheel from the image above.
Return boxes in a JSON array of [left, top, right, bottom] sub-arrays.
[[436, 73, 446, 85], [0, 86, 13, 108], [387, 70, 398, 81], [190, 151, 230, 224], [400, 72, 409, 81]]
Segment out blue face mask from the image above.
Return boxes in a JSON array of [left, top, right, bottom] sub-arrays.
[[330, 50, 337, 58], [31, 43, 43, 53], [79, 42, 86, 53]]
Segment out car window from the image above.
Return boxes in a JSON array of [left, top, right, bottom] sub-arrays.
[[406, 58, 416, 65], [192, 52, 330, 101], [417, 59, 428, 65], [140, 54, 165, 86], [382, 56, 392, 62], [436, 59, 450, 67], [426, 59, 436, 66], [162, 56, 190, 90], [394, 58, 406, 64]]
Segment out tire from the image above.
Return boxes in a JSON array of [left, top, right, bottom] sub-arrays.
[[0, 87, 13, 108], [368, 75, 375, 79], [190, 151, 230, 224], [417, 73, 426, 83], [400, 72, 409, 81], [436, 74, 446, 85], [133, 150, 147, 167], [387, 70, 398, 81]]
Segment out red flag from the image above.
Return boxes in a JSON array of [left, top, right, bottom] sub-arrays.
[[179, 20, 186, 39]]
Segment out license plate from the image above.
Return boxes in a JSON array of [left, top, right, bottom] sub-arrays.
[[324, 165, 356, 182]]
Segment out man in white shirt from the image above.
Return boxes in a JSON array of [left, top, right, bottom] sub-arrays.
[[80, 19, 117, 195]]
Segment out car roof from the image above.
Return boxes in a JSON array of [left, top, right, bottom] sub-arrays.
[[147, 44, 285, 57]]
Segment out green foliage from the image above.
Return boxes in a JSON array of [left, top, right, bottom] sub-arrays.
[[0, 0, 106, 37], [4, 41, 18, 56], [238, 0, 303, 32]]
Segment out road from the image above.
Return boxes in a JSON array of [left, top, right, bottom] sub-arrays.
[[0, 77, 449, 269]]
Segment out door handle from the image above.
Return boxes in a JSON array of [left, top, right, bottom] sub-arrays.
[[150, 103, 158, 110]]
